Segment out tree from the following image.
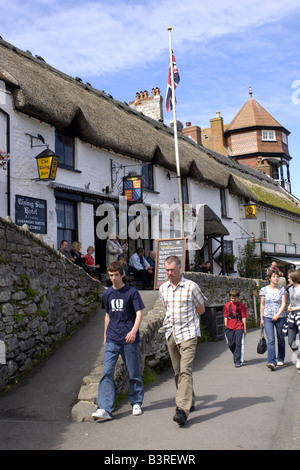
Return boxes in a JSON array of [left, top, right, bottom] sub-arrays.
[[237, 238, 261, 279]]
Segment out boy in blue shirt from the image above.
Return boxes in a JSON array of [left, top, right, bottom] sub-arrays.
[[92, 261, 145, 421]]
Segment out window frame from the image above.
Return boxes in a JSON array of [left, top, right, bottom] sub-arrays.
[[56, 198, 77, 249], [55, 128, 75, 170], [261, 129, 276, 141]]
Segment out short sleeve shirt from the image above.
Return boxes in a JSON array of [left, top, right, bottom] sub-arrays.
[[159, 276, 207, 343], [223, 301, 248, 331], [259, 285, 286, 319], [102, 284, 145, 345]]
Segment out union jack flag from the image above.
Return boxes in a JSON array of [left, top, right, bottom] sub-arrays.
[[166, 51, 180, 113]]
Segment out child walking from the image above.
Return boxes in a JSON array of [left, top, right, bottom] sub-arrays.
[[223, 288, 248, 367]]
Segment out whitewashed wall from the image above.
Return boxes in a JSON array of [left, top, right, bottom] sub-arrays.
[[2, 80, 300, 273]]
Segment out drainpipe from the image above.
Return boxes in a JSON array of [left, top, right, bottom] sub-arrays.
[[6, 159, 10, 216]]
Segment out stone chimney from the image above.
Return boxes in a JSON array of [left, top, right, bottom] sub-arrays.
[[210, 111, 227, 155], [182, 122, 202, 145], [129, 87, 163, 121]]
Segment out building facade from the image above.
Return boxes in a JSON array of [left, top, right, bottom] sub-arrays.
[[1, 39, 300, 278]]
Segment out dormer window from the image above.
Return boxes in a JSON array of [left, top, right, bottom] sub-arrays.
[[261, 130, 276, 141]]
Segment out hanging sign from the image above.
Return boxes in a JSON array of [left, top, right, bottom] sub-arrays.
[[123, 175, 143, 203]]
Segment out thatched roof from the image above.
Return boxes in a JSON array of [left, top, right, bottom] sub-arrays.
[[204, 205, 229, 237], [1, 38, 300, 218]]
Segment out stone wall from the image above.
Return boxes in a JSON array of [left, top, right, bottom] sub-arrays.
[[184, 272, 266, 314], [0, 216, 103, 391]]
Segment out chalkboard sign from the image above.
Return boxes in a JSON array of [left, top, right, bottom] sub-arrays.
[[15, 195, 47, 234], [154, 237, 186, 290]]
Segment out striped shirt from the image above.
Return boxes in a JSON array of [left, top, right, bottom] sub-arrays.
[[159, 276, 207, 343]]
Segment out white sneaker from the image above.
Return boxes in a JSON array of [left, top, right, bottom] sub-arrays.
[[296, 360, 300, 369], [277, 362, 284, 366], [132, 404, 142, 416], [92, 408, 112, 421]]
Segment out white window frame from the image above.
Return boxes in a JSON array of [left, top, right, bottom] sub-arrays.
[[261, 130, 276, 141], [260, 221, 268, 241]]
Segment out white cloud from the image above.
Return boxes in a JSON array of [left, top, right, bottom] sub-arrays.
[[1, 0, 300, 77]]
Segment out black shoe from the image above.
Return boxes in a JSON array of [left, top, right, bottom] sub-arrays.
[[173, 408, 187, 425]]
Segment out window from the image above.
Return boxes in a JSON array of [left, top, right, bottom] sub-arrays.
[[260, 221, 268, 241], [261, 130, 276, 141], [0, 108, 9, 153], [223, 240, 235, 273], [55, 129, 75, 168], [282, 132, 288, 145], [220, 189, 228, 218], [56, 199, 77, 249], [181, 177, 189, 204], [141, 164, 154, 191]]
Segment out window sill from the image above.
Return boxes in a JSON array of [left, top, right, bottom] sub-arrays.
[[58, 163, 82, 173]]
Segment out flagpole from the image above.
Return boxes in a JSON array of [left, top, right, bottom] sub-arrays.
[[168, 27, 184, 238]]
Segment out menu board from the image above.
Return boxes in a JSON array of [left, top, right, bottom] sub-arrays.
[[154, 238, 186, 290]]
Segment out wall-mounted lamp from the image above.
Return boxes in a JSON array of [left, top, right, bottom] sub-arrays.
[[35, 148, 59, 181], [244, 201, 257, 219]]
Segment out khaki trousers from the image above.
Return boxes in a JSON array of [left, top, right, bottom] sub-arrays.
[[167, 334, 198, 417]]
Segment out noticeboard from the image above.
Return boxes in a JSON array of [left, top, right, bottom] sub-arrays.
[[15, 195, 47, 234], [154, 237, 186, 290]]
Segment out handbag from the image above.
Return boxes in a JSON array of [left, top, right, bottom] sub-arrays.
[[257, 327, 267, 354]]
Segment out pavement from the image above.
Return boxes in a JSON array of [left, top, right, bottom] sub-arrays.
[[0, 289, 300, 451]]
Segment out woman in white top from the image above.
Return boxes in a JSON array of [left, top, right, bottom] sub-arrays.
[[259, 269, 286, 370]]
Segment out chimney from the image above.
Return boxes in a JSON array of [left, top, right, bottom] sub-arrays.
[[210, 111, 227, 155], [170, 120, 184, 133], [129, 87, 163, 121], [182, 122, 202, 145]]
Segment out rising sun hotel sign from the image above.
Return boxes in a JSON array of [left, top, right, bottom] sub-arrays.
[[35, 149, 59, 181]]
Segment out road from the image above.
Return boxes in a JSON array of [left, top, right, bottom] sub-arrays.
[[0, 302, 299, 451]]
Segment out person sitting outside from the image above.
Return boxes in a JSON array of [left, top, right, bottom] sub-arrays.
[[70, 241, 86, 268], [146, 250, 156, 271], [58, 240, 74, 262], [84, 246, 103, 282], [128, 247, 153, 289]]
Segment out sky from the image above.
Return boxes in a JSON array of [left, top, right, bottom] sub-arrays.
[[1, 0, 300, 198]]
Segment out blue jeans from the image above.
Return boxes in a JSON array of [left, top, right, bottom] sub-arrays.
[[263, 316, 286, 366], [98, 341, 144, 414]]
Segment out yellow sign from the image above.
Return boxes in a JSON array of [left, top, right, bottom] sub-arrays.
[[244, 203, 256, 219], [35, 150, 59, 181]]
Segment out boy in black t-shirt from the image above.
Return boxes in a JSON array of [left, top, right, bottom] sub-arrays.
[[92, 261, 145, 421], [223, 288, 248, 368]]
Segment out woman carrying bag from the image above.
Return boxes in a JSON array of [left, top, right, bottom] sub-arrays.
[[259, 269, 286, 370]]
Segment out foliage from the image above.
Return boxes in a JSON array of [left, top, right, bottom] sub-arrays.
[[0, 150, 10, 170], [237, 238, 262, 279]]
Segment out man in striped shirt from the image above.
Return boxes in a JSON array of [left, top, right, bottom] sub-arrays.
[[159, 255, 206, 425]]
